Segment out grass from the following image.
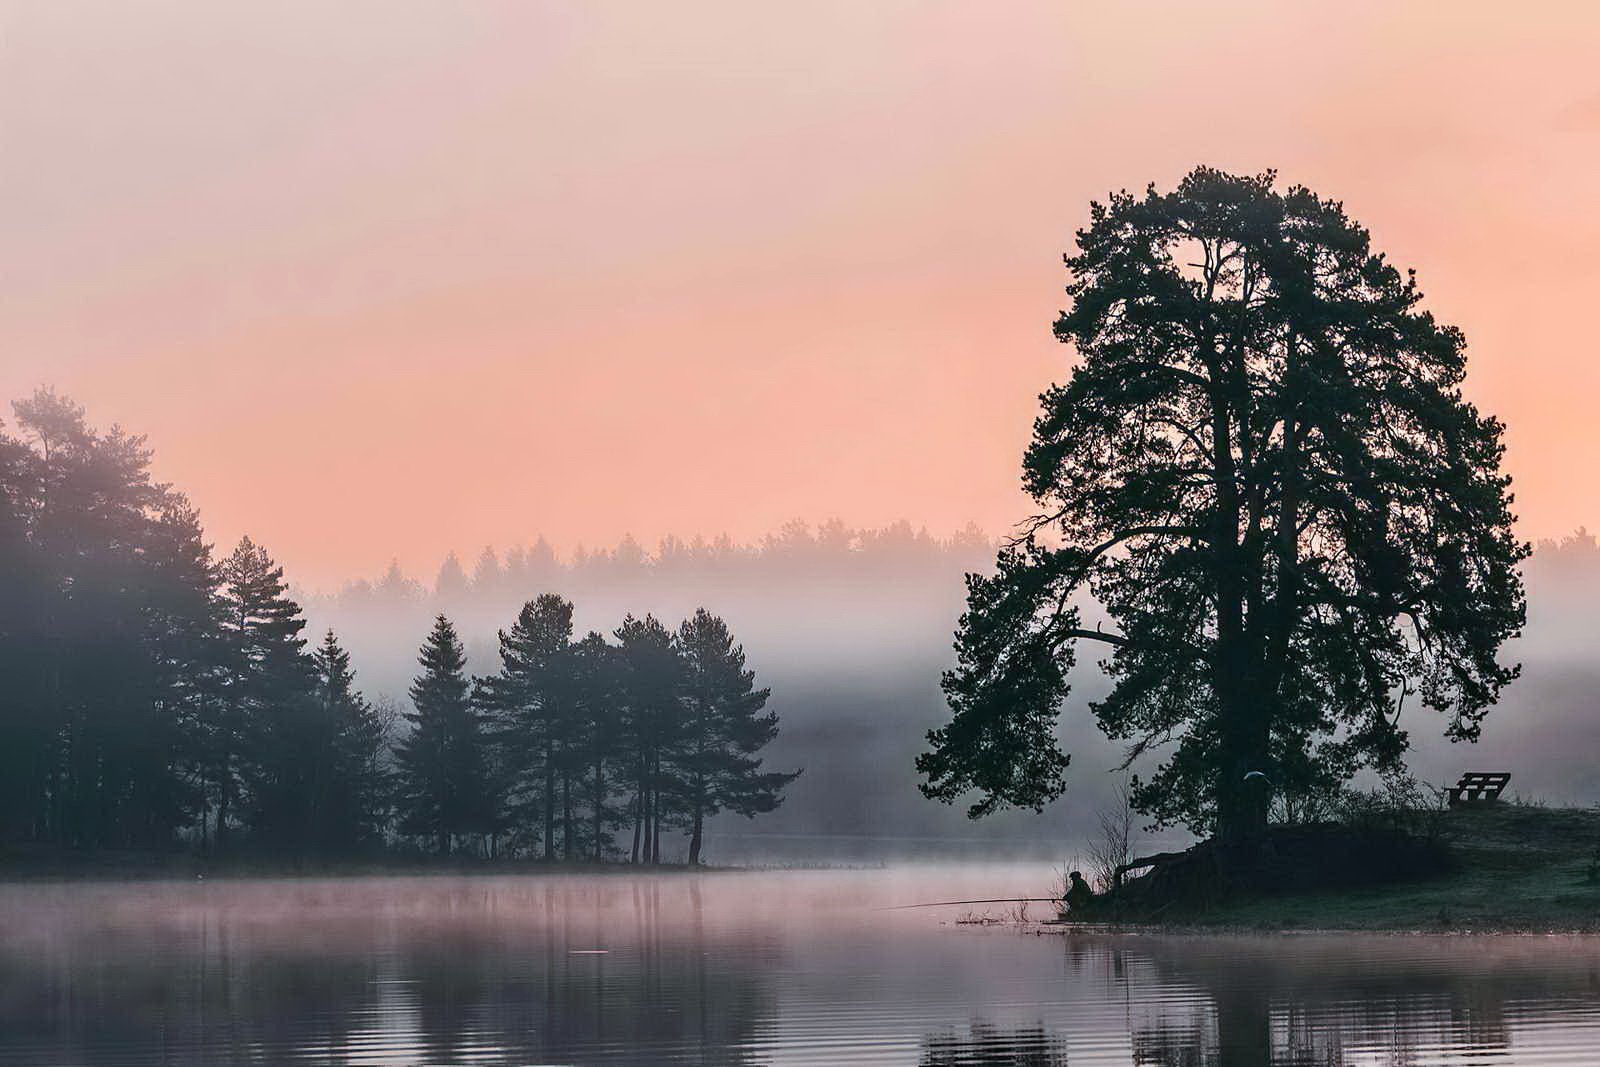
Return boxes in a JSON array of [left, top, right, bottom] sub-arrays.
[[1104, 803, 1600, 933]]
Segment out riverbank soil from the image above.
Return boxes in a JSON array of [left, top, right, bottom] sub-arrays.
[[1101, 804, 1600, 932]]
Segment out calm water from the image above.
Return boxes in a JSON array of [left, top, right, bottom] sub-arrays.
[[2, 867, 1599, 1065]]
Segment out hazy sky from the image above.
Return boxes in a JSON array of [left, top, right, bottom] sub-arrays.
[[4, 1, 1598, 587]]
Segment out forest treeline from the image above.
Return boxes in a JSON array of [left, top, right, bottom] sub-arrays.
[[327, 518, 996, 613], [0, 389, 796, 863]]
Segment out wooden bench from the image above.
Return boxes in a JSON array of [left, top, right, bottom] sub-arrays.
[[1447, 772, 1510, 806]]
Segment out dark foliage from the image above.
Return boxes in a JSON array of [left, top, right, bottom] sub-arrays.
[[394, 615, 497, 854], [0, 389, 798, 864], [921, 168, 1527, 838]]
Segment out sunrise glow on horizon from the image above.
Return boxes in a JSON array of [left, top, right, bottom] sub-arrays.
[[5, 1, 1599, 588]]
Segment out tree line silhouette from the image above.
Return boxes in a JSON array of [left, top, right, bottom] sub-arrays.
[[0, 388, 796, 863], [326, 516, 996, 614]]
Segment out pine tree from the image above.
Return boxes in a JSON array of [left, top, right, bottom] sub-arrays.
[[5, 389, 214, 849], [677, 609, 800, 864], [570, 631, 626, 861], [478, 594, 577, 859], [434, 552, 469, 603], [311, 629, 390, 851], [0, 413, 41, 844], [141, 496, 225, 847], [219, 536, 317, 851], [614, 614, 685, 864], [921, 168, 1527, 839], [395, 615, 494, 854], [470, 546, 503, 595]]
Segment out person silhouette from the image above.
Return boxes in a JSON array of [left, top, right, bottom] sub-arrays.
[[1063, 871, 1095, 915]]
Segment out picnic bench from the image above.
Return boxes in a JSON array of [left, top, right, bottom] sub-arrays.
[[1447, 771, 1510, 806]]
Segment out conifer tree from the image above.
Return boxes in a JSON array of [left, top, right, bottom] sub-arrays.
[[570, 631, 626, 861], [921, 168, 1527, 839], [141, 496, 226, 846], [614, 614, 685, 864], [677, 609, 800, 865], [479, 594, 577, 859], [219, 536, 317, 850], [311, 629, 390, 851], [434, 552, 469, 603], [396, 615, 494, 854]]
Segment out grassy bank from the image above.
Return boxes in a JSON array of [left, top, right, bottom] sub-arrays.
[[1091, 803, 1600, 933]]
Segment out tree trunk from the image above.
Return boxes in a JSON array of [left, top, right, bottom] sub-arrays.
[[644, 777, 655, 865], [688, 774, 705, 866], [1203, 342, 1266, 847], [650, 752, 662, 864], [215, 754, 231, 851], [561, 772, 573, 861], [630, 785, 642, 864], [543, 748, 555, 861], [592, 760, 604, 862]]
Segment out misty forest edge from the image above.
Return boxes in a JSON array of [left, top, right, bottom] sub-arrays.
[[0, 166, 1543, 882], [0, 397, 798, 865]]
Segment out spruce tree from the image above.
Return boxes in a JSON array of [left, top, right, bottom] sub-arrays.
[[434, 552, 469, 603], [396, 615, 494, 854], [311, 629, 390, 851], [220, 536, 317, 851], [677, 609, 800, 865], [141, 496, 225, 847]]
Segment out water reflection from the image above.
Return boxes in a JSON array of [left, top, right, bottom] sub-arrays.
[[921, 1022, 1069, 1066], [1063, 933, 1600, 1066], [1, 872, 1598, 1064]]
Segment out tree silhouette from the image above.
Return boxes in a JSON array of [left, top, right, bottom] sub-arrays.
[[478, 594, 577, 859], [615, 614, 684, 864], [920, 168, 1526, 840], [396, 615, 495, 854], [677, 609, 799, 865], [310, 629, 389, 851], [221, 537, 318, 850]]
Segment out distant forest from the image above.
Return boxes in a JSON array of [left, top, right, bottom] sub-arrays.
[[322, 517, 995, 610], [7, 387, 1600, 866], [0, 389, 797, 864]]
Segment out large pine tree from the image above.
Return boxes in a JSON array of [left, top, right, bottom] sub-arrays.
[[395, 615, 495, 854], [614, 614, 685, 864], [919, 168, 1526, 840], [676, 609, 799, 865], [1, 389, 214, 849], [478, 594, 578, 859], [570, 631, 626, 861]]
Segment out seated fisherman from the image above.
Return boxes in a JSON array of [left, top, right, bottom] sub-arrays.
[[1062, 870, 1095, 915]]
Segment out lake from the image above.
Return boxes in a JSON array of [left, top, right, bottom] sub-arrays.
[[2, 867, 1598, 1064]]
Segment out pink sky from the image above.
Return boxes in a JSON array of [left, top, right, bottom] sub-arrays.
[[4, 1, 1598, 588]]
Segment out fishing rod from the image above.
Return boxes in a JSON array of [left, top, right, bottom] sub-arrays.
[[875, 897, 1061, 911]]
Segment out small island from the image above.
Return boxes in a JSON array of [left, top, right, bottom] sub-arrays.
[[917, 169, 1561, 935], [1075, 801, 1600, 934]]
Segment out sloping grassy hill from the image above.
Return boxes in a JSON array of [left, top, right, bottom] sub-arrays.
[[1177, 804, 1600, 932]]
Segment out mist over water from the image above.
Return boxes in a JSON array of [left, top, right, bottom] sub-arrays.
[[304, 528, 1600, 865], [3, 868, 1598, 1065]]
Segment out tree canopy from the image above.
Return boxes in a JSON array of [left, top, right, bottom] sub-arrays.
[[919, 167, 1527, 838]]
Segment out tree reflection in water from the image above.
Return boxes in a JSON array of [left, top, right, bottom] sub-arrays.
[[921, 1021, 1069, 1066], [1107, 935, 1544, 1065], [5, 876, 1600, 1064]]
